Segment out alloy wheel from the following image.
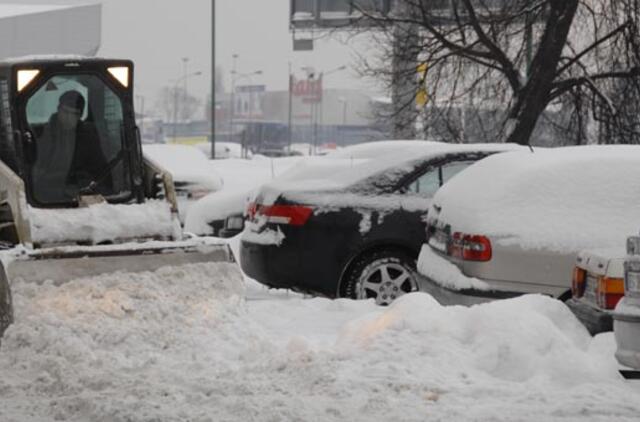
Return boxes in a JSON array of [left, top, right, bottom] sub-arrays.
[[357, 259, 417, 306]]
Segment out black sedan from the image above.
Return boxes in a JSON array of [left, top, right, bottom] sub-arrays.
[[240, 142, 517, 305]]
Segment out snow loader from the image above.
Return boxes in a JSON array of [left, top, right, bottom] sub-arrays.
[[0, 57, 240, 338]]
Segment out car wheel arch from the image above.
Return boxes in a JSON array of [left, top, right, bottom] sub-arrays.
[[336, 241, 419, 298]]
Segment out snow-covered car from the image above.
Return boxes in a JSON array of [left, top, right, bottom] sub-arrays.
[[194, 141, 250, 159], [240, 142, 519, 305], [184, 156, 305, 236], [417, 146, 640, 307], [326, 140, 440, 160], [184, 142, 434, 237], [567, 248, 625, 335], [614, 235, 640, 370], [143, 144, 223, 222]]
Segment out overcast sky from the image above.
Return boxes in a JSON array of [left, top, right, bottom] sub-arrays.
[[1, 0, 374, 113]]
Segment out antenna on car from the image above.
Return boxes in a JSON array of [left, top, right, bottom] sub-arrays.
[[528, 145, 535, 153]]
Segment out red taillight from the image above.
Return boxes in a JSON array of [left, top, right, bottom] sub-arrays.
[[448, 232, 492, 262], [596, 276, 624, 310], [246, 202, 257, 218], [571, 267, 586, 298], [257, 204, 313, 226]]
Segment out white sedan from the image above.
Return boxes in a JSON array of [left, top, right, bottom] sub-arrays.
[[143, 144, 223, 223]]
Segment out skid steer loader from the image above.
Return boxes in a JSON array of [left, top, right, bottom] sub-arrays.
[[0, 57, 240, 338]]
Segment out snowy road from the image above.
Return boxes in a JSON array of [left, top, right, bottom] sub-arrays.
[[1, 260, 640, 421]]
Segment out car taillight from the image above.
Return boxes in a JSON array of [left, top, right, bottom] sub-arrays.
[[571, 267, 586, 298], [257, 205, 313, 226], [448, 232, 492, 262], [596, 276, 624, 310], [246, 202, 257, 219]]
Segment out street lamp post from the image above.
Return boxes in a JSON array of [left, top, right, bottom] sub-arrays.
[[321, 66, 346, 152], [182, 57, 189, 120], [171, 70, 202, 142], [229, 54, 239, 142], [230, 69, 262, 157], [211, 0, 216, 158], [338, 97, 348, 147], [301, 65, 346, 154]]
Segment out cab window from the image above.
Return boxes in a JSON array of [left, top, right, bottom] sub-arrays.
[[25, 74, 131, 205]]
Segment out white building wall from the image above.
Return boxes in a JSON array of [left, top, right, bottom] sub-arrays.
[[0, 4, 101, 59]]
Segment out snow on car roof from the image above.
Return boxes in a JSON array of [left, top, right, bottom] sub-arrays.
[[430, 145, 640, 252], [143, 144, 223, 191], [258, 142, 520, 205], [326, 140, 442, 159]]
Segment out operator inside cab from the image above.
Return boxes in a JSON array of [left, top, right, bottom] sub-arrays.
[[25, 73, 131, 206], [32, 90, 109, 202]]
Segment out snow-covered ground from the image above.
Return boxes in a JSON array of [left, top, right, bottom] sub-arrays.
[[1, 253, 640, 421], [2, 145, 640, 421]]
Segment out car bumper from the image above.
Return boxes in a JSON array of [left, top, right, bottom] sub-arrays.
[[240, 239, 300, 290], [565, 298, 613, 335], [416, 272, 518, 307], [614, 308, 640, 370]]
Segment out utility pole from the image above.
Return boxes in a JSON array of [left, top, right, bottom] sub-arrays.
[[173, 86, 178, 142], [287, 62, 293, 152], [182, 57, 189, 120], [229, 54, 238, 143], [211, 0, 216, 158]]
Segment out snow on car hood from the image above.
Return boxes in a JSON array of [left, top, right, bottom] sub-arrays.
[[429, 146, 640, 252], [143, 144, 223, 191], [29, 200, 176, 244]]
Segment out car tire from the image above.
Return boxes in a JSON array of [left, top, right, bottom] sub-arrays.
[[342, 249, 418, 306]]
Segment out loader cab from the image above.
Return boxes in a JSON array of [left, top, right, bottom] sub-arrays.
[[0, 57, 144, 207]]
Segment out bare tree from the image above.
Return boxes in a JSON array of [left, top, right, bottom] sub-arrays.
[[154, 86, 203, 124], [352, 0, 640, 145]]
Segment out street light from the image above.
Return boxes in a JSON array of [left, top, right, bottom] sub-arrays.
[[172, 70, 202, 142], [298, 65, 347, 154], [318, 65, 347, 152], [231, 69, 263, 157], [181, 57, 190, 120], [338, 96, 348, 147]]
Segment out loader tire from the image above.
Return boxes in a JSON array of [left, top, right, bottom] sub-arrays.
[[0, 268, 12, 340]]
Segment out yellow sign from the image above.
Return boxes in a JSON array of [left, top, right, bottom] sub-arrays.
[[416, 63, 428, 106], [168, 136, 209, 146], [416, 89, 428, 107]]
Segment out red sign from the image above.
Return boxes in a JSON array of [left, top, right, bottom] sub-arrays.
[[291, 74, 323, 103]]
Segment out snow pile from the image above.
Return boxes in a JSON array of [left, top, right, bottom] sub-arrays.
[[0, 262, 245, 421], [29, 200, 176, 244], [2, 256, 640, 422], [418, 245, 490, 290], [430, 146, 640, 252], [2, 280, 639, 421], [143, 144, 223, 191]]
